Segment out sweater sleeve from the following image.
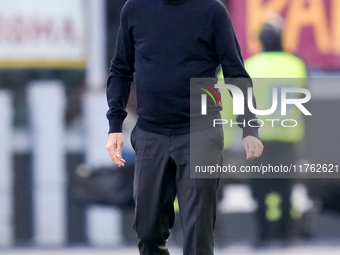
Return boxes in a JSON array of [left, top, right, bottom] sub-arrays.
[[106, 1, 135, 133], [213, 7, 260, 139]]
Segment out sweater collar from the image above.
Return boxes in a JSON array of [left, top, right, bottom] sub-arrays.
[[161, 0, 191, 5]]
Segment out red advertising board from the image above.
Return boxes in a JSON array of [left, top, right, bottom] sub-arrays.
[[230, 0, 340, 70], [0, 0, 85, 68]]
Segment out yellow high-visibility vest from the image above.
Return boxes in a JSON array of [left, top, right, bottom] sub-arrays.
[[245, 52, 307, 142]]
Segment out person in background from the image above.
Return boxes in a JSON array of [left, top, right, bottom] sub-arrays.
[[245, 14, 307, 247]]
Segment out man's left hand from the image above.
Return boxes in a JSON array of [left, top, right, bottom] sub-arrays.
[[242, 136, 264, 160]]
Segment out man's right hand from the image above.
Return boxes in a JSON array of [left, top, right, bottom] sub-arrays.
[[242, 135, 264, 160], [106, 132, 126, 167]]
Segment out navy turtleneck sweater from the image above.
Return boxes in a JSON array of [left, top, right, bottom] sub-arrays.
[[107, 0, 259, 138]]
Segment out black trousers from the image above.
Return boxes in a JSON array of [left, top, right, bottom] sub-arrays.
[[130, 126, 223, 255]]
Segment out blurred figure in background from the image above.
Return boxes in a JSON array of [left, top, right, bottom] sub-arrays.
[[245, 13, 307, 248]]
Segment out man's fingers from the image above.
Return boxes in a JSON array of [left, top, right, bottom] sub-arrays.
[[246, 145, 256, 160], [113, 149, 125, 167], [244, 143, 251, 159], [247, 145, 262, 160], [247, 145, 260, 160], [242, 136, 264, 160], [106, 133, 126, 167], [107, 145, 122, 166], [246, 145, 253, 160], [115, 138, 125, 167], [116, 141, 123, 158], [249, 143, 260, 159]]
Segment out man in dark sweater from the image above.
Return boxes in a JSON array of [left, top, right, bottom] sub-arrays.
[[106, 0, 263, 254]]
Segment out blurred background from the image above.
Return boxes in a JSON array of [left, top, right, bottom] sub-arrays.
[[0, 0, 340, 254]]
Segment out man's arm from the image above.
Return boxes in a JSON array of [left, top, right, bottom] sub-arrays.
[[213, 6, 263, 159], [106, 1, 134, 167]]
